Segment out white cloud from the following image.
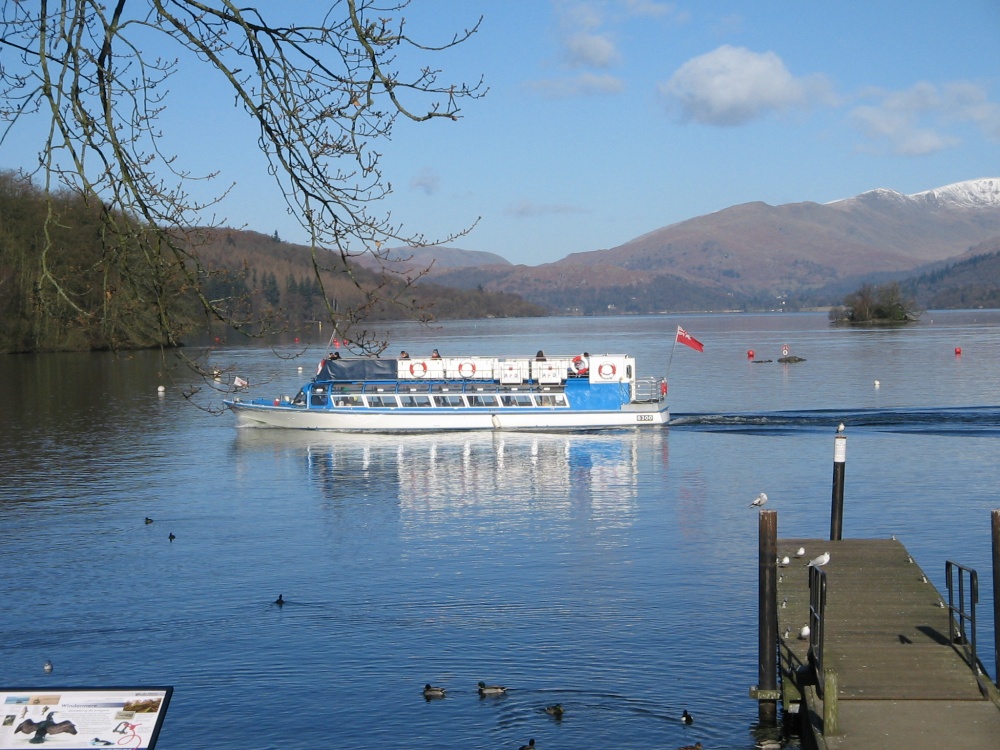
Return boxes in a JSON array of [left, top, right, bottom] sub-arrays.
[[506, 199, 587, 218], [565, 32, 620, 68], [410, 167, 441, 195], [525, 73, 624, 98], [659, 45, 827, 126], [621, 0, 678, 19], [850, 81, 1000, 155]]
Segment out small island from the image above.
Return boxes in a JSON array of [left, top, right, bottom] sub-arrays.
[[828, 281, 920, 326]]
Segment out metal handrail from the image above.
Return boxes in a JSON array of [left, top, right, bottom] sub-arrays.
[[945, 560, 981, 675], [808, 566, 827, 696]]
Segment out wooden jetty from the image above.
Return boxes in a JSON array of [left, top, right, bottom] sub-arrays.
[[770, 536, 1000, 749]]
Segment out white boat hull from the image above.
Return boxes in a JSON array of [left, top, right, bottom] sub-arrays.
[[228, 401, 669, 432]]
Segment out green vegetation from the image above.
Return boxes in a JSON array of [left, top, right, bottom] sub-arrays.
[[0, 172, 544, 354], [0, 2, 484, 369], [828, 281, 920, 325]]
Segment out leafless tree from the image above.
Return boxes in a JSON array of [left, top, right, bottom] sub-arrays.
[[0, 0, 484, 377]]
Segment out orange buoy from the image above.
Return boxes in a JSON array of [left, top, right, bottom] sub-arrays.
[[955, 347, 962, 355], [747, 350, 754, 359]]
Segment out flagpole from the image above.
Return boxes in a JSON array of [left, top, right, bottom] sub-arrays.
[[665, 326, 680, 379]]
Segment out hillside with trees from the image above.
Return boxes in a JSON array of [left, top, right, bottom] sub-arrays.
[[0, 171, 544, 355]]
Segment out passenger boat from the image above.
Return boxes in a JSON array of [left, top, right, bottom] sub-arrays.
[[225, 352, 668, 431]]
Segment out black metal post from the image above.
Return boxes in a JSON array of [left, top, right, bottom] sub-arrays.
[[758, 509, 778, 723], [830, 433, 846, 541], [992, 509, 1000, 686]]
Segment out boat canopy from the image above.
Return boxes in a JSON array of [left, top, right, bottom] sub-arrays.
[[318, 358, 398, 382]]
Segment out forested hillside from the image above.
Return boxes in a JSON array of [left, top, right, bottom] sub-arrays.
[[0, 171, 544, 354]]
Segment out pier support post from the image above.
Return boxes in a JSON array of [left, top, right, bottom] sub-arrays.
[[992, 509, 1000, 687], [823, 670, 839, 735], [830, 433, 846, 541], [758, 509, 778, 723]]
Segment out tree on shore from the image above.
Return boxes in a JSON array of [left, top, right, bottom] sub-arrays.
[[0, 1, 484, 381], [828, 281, 920, 325]]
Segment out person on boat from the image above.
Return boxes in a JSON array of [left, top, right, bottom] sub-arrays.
[[535, 350, 546, 361], [399, 351, 410, 359], [431, 349, 441, 359]]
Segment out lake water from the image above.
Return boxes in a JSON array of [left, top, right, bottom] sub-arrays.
[[2, 311, 1000, 750]]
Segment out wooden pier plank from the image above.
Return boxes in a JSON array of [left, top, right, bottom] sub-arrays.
[[774, 536, 1000, 749]]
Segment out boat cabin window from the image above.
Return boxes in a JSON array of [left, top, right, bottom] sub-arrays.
[[535, 394, 567, 407], [367, 395, 399, 408], [467, 394, 498, 407], [310, 383, 330, 406], [500, 394, 533, 407], [434, 395, 465, 408], [333, 395, 363, 407], [400, 395, 432, 408]]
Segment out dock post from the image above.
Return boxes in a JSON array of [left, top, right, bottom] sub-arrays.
[[758, 509, 778, 723], [823, 670, 838, 735], [993, 509, 1000, 687], [830, 432, 846, 541]]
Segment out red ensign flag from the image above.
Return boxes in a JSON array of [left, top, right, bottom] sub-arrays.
[[676, 326, 704, 352]]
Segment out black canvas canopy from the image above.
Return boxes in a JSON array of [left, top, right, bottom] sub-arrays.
[[317, 358, 398, 381]]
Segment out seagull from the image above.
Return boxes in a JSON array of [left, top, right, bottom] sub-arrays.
[[477, 681, 507, 696], [783, 627, 790, 639], [749, 492, 768, 508], [43, 660, 53, 673], [807, 551, 830, 568], [874, 379, 880, 388], [780, 556, 790, 565], [422, 684, 446, 699], [798, 624, 810, 640], [681, 709, 694, 724], [782, 597, 787, 608], [794, 547, 806, 558], [837, 422, 845, 433]]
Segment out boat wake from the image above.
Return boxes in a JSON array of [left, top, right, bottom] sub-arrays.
[[669, 406, 1000, 436]]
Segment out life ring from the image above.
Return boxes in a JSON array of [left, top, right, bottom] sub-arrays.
[[409, 361, 428, 377], [598, 363, 616, 379], [458, 361, 476, 378], [571, 355, 589, 375]]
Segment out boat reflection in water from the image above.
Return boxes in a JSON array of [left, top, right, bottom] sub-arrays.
[[234, 429, 668, 530]]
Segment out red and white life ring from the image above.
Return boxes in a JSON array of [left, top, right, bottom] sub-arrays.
[[409, 361, 428, 377], [571, 355, 589, 376], [598, 363, 616, 379], [458, 361, 476, 378]]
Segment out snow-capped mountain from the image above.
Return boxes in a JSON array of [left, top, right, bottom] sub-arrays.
[[909, 178, 1000, 209], [833, 178, 1000, 211]]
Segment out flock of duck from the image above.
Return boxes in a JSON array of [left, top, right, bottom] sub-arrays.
[[421, 683, 700, 749]]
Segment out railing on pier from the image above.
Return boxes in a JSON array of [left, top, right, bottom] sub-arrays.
[[945, 560, 982, 675], [807, 565, 827, 696]]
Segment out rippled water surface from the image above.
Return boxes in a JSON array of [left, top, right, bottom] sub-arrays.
[[2, 311, 1000, 750]]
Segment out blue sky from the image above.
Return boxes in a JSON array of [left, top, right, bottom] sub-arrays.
[[6, 1, 1000, 266]]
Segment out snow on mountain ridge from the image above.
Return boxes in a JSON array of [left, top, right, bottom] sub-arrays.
[[828, 178, 1000, 210], [909, 178, 1000, 209]]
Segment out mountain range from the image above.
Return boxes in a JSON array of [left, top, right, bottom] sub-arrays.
[[374, 178, 1000, 313]]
